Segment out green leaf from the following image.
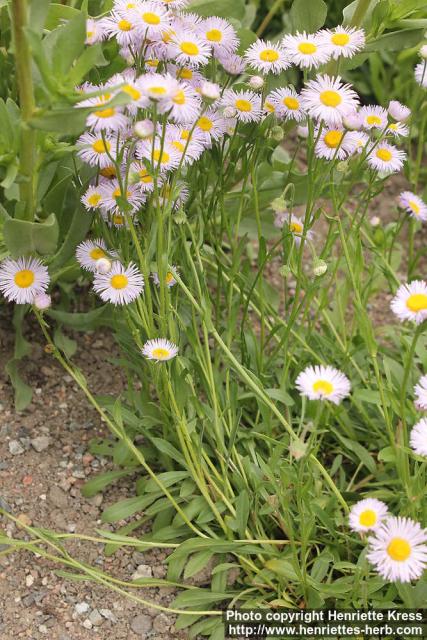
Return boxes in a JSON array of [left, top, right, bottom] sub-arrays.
[[339, 436, 376, 473], [52, 12, 87, 77], [365, 28, 424, 52], [265, 558, 299, 580], [68, 43, 108, 86], [290, 0, 327, 32], [235, 490, 250, 538], [29, 108, 89, 135], [47, 306, 111, 331], [101, 493, 161, 523], [172, 588, 230, 608], [29, 0, 50, 35], [184, 550, 214, 579], [81, 469, 136, 498], [53, 327, 77, 358], [4, 214, 59, 257], [5, 359, 32, 411], [45, 3, 81, 31], [188, 0, 245, 20]]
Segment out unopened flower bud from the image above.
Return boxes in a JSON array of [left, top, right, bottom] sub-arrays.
[[223, 106, 237, 119], [200, 81, 220, 102], [96, 258, 112, 274], [134, 119, 154, 139], [370, 216, 381, 227], [420, 44, 427, 60], [297, 124, 309, 139], [271, 196, 287, 213], [336, 160, 348, 173], [388, 100, 411, 122], [174, 208, 187, 224], [249, 75, 264, 90], [343, 112, 362, 130], [289, 438, 308, 460], [271, 125, 284, 142], [33, 293, 51, 311], [313, 259, 327, 277], [279, 265, 291, 278]]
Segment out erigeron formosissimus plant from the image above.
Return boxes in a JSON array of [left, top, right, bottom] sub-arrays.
[[2, 0, 427, 635]]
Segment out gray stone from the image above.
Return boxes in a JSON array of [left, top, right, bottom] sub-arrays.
[[131, 614, 153, 635], [153, 613, 170, 634], [99, 608, 117, 623], [82, 619, 92, 629], [132, 564, 153, 580], [74, 602, 90, 615], [30, 436, 51, 452], [48, 486, 68, 509], [8, 440, 24, 455], [88, 609, 104, 626]]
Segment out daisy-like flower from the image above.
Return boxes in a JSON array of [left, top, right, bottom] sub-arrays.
[[86, 18, 105, 45], [81, 185, 105, 211], [115, 77, 149, 114], [244, 39, 289, 75], [152, 266, 178, 287], [86, 103, 129, 133], [103, 11, 140, 47], [351, 131, 369, 154], [391, 280, 427, 324], [295, 364, 351, 404], [359, 105, 388, 130], [387, 121, 409, 138], [160, 82, 201, 124], [217, 52, 246, 75], [170, 30, 211, 68], [415, 61, 427, 88], [137, 139, 181, 172], [194, 109, 228, 143], [318, 26, 365, 59], [142, 338, 179, 361], [138, 73, 177, 102], [281, 31, 331, 69], [398, 191, 427, 221], [388, 100, 411, 122], [77, 132, 118, 168], [315, 127, 358, 160], [165, 126, 206, 164], [269, 87, 306, 122], [134, 1, 169, 37], [349, 498, 389, 533], [367, 516, 427, 582], [167, 64, 204, 86], [158, 0, 190, 7], [76, 239, 109, 272], [414, 375, 427, 410], [93, 261, 144, 305], [274, 212, 314, 246], [410, 419, 427, 457], [0, 256, 50, 304], [197, 17, 238, 55], [100, 181, 145, 214], [300, 75, 359, 126], [367, 142, 406, 174], [130, 161, 157, 193], [221, 89, 263, 123]]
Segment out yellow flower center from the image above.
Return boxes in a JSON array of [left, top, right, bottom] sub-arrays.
[[142, 11, 160, 25], [147, 59, 159, 68], [118, 19, 132, 31], [123, 84, 141, 101], [14, 269, 35, 288], [181, 130, 190, 140], [260, 49, 279, 62], [320, 90, 342, 107], [283, 96, 299, 110], [409, 200, 420, 214], [87, 30, 94, 38], [88, 193, 101, 206], [324, 130, 343, 148], [110, 274, 128, 289], [92, 139, 110, 154], [367, 115, 382, 125], [90, 247, 106, 260], [101, 165, 116, 178], [387, 538, 411, 562], [235, 99, 253, 112], [406, 293, 427, 312], [331, 32, 350, 46], [149, 86, 167, 96], [112, 214, 124, 225], [94, 107, 116, 119], [165, 272, 175, 284], [173, 90, 186, 105], [152, 347, 170, 359], [153, 149, 170, 164], [298, 42, 317, 55], [206, 29, 222, 42], [113, 188, 130, 200], [290, 222, 303, 234], [162, 29, 175, 44], [172, 141, 185, 152], [264, 101, 275, 113], [376, 148, 392, 162], [139, 169, 153, 183], [359, 509, 377, 527], [180, 42, 199, 56], [198, 116, 213, 131], [312, 380, 334, 395], [178, 68, 193, 80], [388, 123, 398, 131]]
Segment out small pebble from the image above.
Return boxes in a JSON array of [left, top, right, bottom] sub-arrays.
[[30, 436, 51, 452], [74, 602, 90, 615], [8, 440, 25, 456]]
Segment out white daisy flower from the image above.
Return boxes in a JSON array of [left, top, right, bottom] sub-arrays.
[[391, 280, 427, 324], [113, 0, 143, 10], [367, 142, 406, 174], [0, 256, 50, 305], [221, 89, 263, 123], [315, 127, 358, 160], [269, 87, 306, 122], [352, 131, 370, 154], [263, 96, 277, 116], [410, 419, 427, 457], [415, 61, 427, 88], [274, 212, 314, 246], [103, 11, 140, 47], [86, 104, 129, 133], [300, 75, 359, 126], [99, 181, 145, 214], [217, 52, 246, 75], [388, 100, 411, 122], [197, 17, 238, 55], [295, 364, 351, 404], [165, 126, 206, 164], [387, 121, 409, 138], [317, 26, 365, 59], [398, 191, 427, 221], [359, 105, 388, 130], [367, 516, 427, 582], [134, 1, 169, 37], [160, 82, 202, 124], [152, 266, 178, 287], [76, 239, 109, 272], [158, 181, 189, 209], [244, 39, 289, 75], [137, 139, 181, 172], [93, 261, 144, 305], [281, 31, 331, 69], [349, 498, 389, 533], [170, 30, 211, 67], [81, 185, 105, 211], [142, 338, 179, 361], [194, 109, 228, 143], [86, 18, 105, 45], [414, 375, 427, 410], [107, 211, 136, 229], [117, 78, 149, 114], [158, 0, 190, 7], [77, 132, 118, 168], [130, 161, 157, 192], [138, 73, 177, 102], [167, 64, 204, 86]]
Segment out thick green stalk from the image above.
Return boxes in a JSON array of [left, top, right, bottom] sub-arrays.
[[11, 0, 36, 221]]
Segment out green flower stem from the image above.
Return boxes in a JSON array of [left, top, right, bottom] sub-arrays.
[[11, 0, 36, 221]]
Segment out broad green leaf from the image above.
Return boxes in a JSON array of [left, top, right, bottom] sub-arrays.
[[68, 43, 108, 86], [183, 550, 214, 579], [101, 493, 160, 523], [53, 327, 77, 358], [52, 12, 87, 77], [188, 0, 245, 20], [30, 107, 89, 135], [29, 0, 50, 35], [365, 28, 424, 52], [290, 0, 327, 32], [47, 306, 111, 331], [5, 359, 32, 411], [81, 469, 136, 498], [4, 214, 59, 256], [45, 3, 81, 30]]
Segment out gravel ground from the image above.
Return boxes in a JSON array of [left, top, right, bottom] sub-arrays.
[[0, 310, 188, 640]]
